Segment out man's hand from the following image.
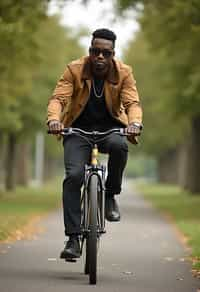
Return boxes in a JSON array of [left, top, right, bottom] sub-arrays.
[[126, 122, 143, 136], [48, 120, 64, 134]]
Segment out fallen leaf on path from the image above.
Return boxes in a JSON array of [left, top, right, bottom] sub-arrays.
[[16, 230, 23, 240], [2, 216, 44, 243], [192, 269, 200, 279]]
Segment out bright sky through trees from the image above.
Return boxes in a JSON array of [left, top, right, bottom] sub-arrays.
[[48, 0, 139, 57]]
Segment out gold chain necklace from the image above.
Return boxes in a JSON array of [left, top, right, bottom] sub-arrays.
[[92, 79, 104, 98]]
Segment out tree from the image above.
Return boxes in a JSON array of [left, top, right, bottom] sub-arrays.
[[0, 1, 84, 190], [116, 0, 200, 193], [0, 1, 49, 189], [124, 31, 189, 183]]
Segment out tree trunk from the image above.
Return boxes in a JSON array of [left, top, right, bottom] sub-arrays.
[[15, 141, 30, 186], [183, 116, 200, 194], [176, 141, 190, 189], [0, 133, 6, 190], [5, 133, 17, 191], [157, 148, 179, 184], [44, 154, 54, 181], [44, 154, 63, 181], [35, 132, 44, 186]]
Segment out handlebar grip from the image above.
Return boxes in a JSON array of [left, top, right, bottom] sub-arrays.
[[47, 130, 62, 134], [48, 128, 72, 135]]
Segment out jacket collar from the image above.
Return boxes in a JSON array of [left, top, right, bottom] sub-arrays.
[[81, 56, 119, 85]]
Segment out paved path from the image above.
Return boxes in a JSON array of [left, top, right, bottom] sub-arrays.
[[0, 180, 199, 291]]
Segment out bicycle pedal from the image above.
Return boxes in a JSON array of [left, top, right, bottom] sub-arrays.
[[65, 258, 77, 263]]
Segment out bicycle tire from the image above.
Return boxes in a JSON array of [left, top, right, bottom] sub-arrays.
[[84, 236, 89, 274], [87, 174, 98, 285], [84, 179, 101, 276]]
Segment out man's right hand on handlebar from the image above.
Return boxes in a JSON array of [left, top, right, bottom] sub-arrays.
[[48, 120, 64, 134]]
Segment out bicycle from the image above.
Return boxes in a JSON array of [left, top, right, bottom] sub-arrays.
[[49, 127, 128, 285]]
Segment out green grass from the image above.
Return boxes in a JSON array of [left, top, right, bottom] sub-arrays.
[[138, 183, 200, 271], [0, 179, 61, 241]]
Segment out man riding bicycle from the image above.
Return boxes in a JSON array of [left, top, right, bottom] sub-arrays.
[[47, 28, 143, 260]]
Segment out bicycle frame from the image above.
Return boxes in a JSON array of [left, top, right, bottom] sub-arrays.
[[48, 127, 128, 284], [57, 127, 127, 246], [79, 139, 107, 284], [80, 145, 106, 253]]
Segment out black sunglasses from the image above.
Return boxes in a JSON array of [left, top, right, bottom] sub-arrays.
[[89, 47, 113, 58]]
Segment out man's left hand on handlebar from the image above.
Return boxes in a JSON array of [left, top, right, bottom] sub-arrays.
[[126, 122, 143, 136]]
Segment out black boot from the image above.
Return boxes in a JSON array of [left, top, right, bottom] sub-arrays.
[[60, 235, 81, 259], [105, 196, 120, 222]]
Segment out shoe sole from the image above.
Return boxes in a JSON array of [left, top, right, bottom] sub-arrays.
[[106, 218, 120, 222], [65, 258, 77, 263], [105, 215, 121, 222], [60, 250, 81, 260]]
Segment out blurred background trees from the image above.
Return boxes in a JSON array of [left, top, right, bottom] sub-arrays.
[[116, 0, 200, 193], [1, 0, 200, 195], [0, 0, 84, 190]]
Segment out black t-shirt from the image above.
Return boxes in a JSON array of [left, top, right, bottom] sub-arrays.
[[72, 78, 124, 131]]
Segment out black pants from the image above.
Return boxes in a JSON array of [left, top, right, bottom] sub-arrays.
[[62, 133, 128, 236]]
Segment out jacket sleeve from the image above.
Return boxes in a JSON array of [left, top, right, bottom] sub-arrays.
[[121, 68, 143, 124], [47, 66, 74, 124]]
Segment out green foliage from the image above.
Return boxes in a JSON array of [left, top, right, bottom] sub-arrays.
[[115, 0, 137, 11], [0, 0, 48, 131], [0, 1, 84, 161], [124, 31, 189, 155], [118, 0, 200, 117], [139, 1, 200, 117], [0, 1, 84, 135], [19, 14, 84, 137], [118, 0, 200, 157]]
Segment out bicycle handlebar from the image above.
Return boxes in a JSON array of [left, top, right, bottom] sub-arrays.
[[48, 127, 128, 137], [64, 127, 127, 136]]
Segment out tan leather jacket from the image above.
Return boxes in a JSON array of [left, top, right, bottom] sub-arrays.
[[47, 56, 143, 144]]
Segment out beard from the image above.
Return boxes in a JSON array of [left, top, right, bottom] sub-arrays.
[[93, 61, 109, 77]]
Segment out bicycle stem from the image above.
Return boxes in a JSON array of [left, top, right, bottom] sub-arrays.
[[91, 144, 98, 166]]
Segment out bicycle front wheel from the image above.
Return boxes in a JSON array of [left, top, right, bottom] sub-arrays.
[[87, 174, 98, 285]]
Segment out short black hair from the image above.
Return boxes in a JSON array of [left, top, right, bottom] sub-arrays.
[[91, 28, 116, 48]]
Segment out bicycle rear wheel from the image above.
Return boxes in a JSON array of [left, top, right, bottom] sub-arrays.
[[86, 174, 98, 285]]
